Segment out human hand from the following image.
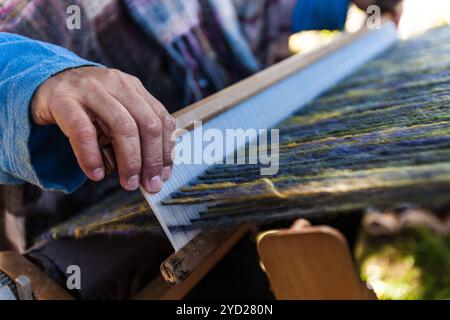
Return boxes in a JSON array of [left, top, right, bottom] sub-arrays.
[[31, 67, 176, 194]]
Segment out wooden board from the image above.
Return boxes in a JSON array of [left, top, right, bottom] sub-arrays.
[[0, 251, 72, 300], [258, 223, 376, 300], [134, 226, 250, 299]]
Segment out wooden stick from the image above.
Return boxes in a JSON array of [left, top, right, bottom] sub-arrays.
[[258, 222, 376, 299], [160, 226, 250, 285], [0, 251, 72, 300]]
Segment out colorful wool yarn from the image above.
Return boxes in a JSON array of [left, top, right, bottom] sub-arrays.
[[41, 26, 450, 241], [165, 26, 450, 230]]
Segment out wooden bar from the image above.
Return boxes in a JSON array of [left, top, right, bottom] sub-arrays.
[[0, 251, 72, 300], [160, 225, 250, 286], [258, 222, 376, 300]]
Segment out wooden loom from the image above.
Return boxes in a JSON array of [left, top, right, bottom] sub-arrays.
[[0, 21, 399, 300], [140, 21, 397, 292]]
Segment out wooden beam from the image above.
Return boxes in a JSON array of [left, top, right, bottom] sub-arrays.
[[258, 222, 376, 300], [134, 226, 249, 299], [0, 251, 72, 300]]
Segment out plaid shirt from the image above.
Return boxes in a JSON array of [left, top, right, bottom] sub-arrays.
[[0, 0, 296, 109]]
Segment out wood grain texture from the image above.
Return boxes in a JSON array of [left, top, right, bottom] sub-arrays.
[[160, 226, 250, 285], [0, 251, 72, 300], [258, 225, 375, 300], [134, 273, 200, 300]]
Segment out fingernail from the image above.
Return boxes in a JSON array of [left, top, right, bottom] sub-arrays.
[[146, 176, 162, 193], [92, 168, 105, 181], [162, 166, 172, 181], [125, 175, 140, 191]]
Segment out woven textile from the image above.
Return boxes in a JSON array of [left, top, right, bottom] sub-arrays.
[[0, 0, 297, 242], [164, 25, 450, 230], [35, 190, 160, 242]]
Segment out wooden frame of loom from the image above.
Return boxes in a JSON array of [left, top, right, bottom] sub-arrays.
[[134, 20, 398, 299], [0, 19, 397, 300]]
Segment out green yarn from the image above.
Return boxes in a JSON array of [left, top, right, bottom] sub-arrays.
[[40, 26, 450, 241], [166, 26, 450, 230]]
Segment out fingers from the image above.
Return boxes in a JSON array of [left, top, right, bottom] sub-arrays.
[[50, 98, 105, 182], [39, 67, 176, 194], [109, 72, 176, 193], [109, 85, 164, 193], [84, 88, 142, 191], [136, 82, 176, 180]]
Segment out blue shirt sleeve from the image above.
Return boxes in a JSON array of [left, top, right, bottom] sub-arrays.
[[292, 0, 351, 33], [0, 32, 102, 193]]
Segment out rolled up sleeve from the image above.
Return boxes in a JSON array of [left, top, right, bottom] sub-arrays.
[[0, 32, 102, 192]]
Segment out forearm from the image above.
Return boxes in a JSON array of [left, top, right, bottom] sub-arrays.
[[0, 32, 101, 192]]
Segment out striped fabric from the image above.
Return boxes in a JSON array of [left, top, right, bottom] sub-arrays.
[[164, 25, 450, 230], [0, 0, 295, 109]]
